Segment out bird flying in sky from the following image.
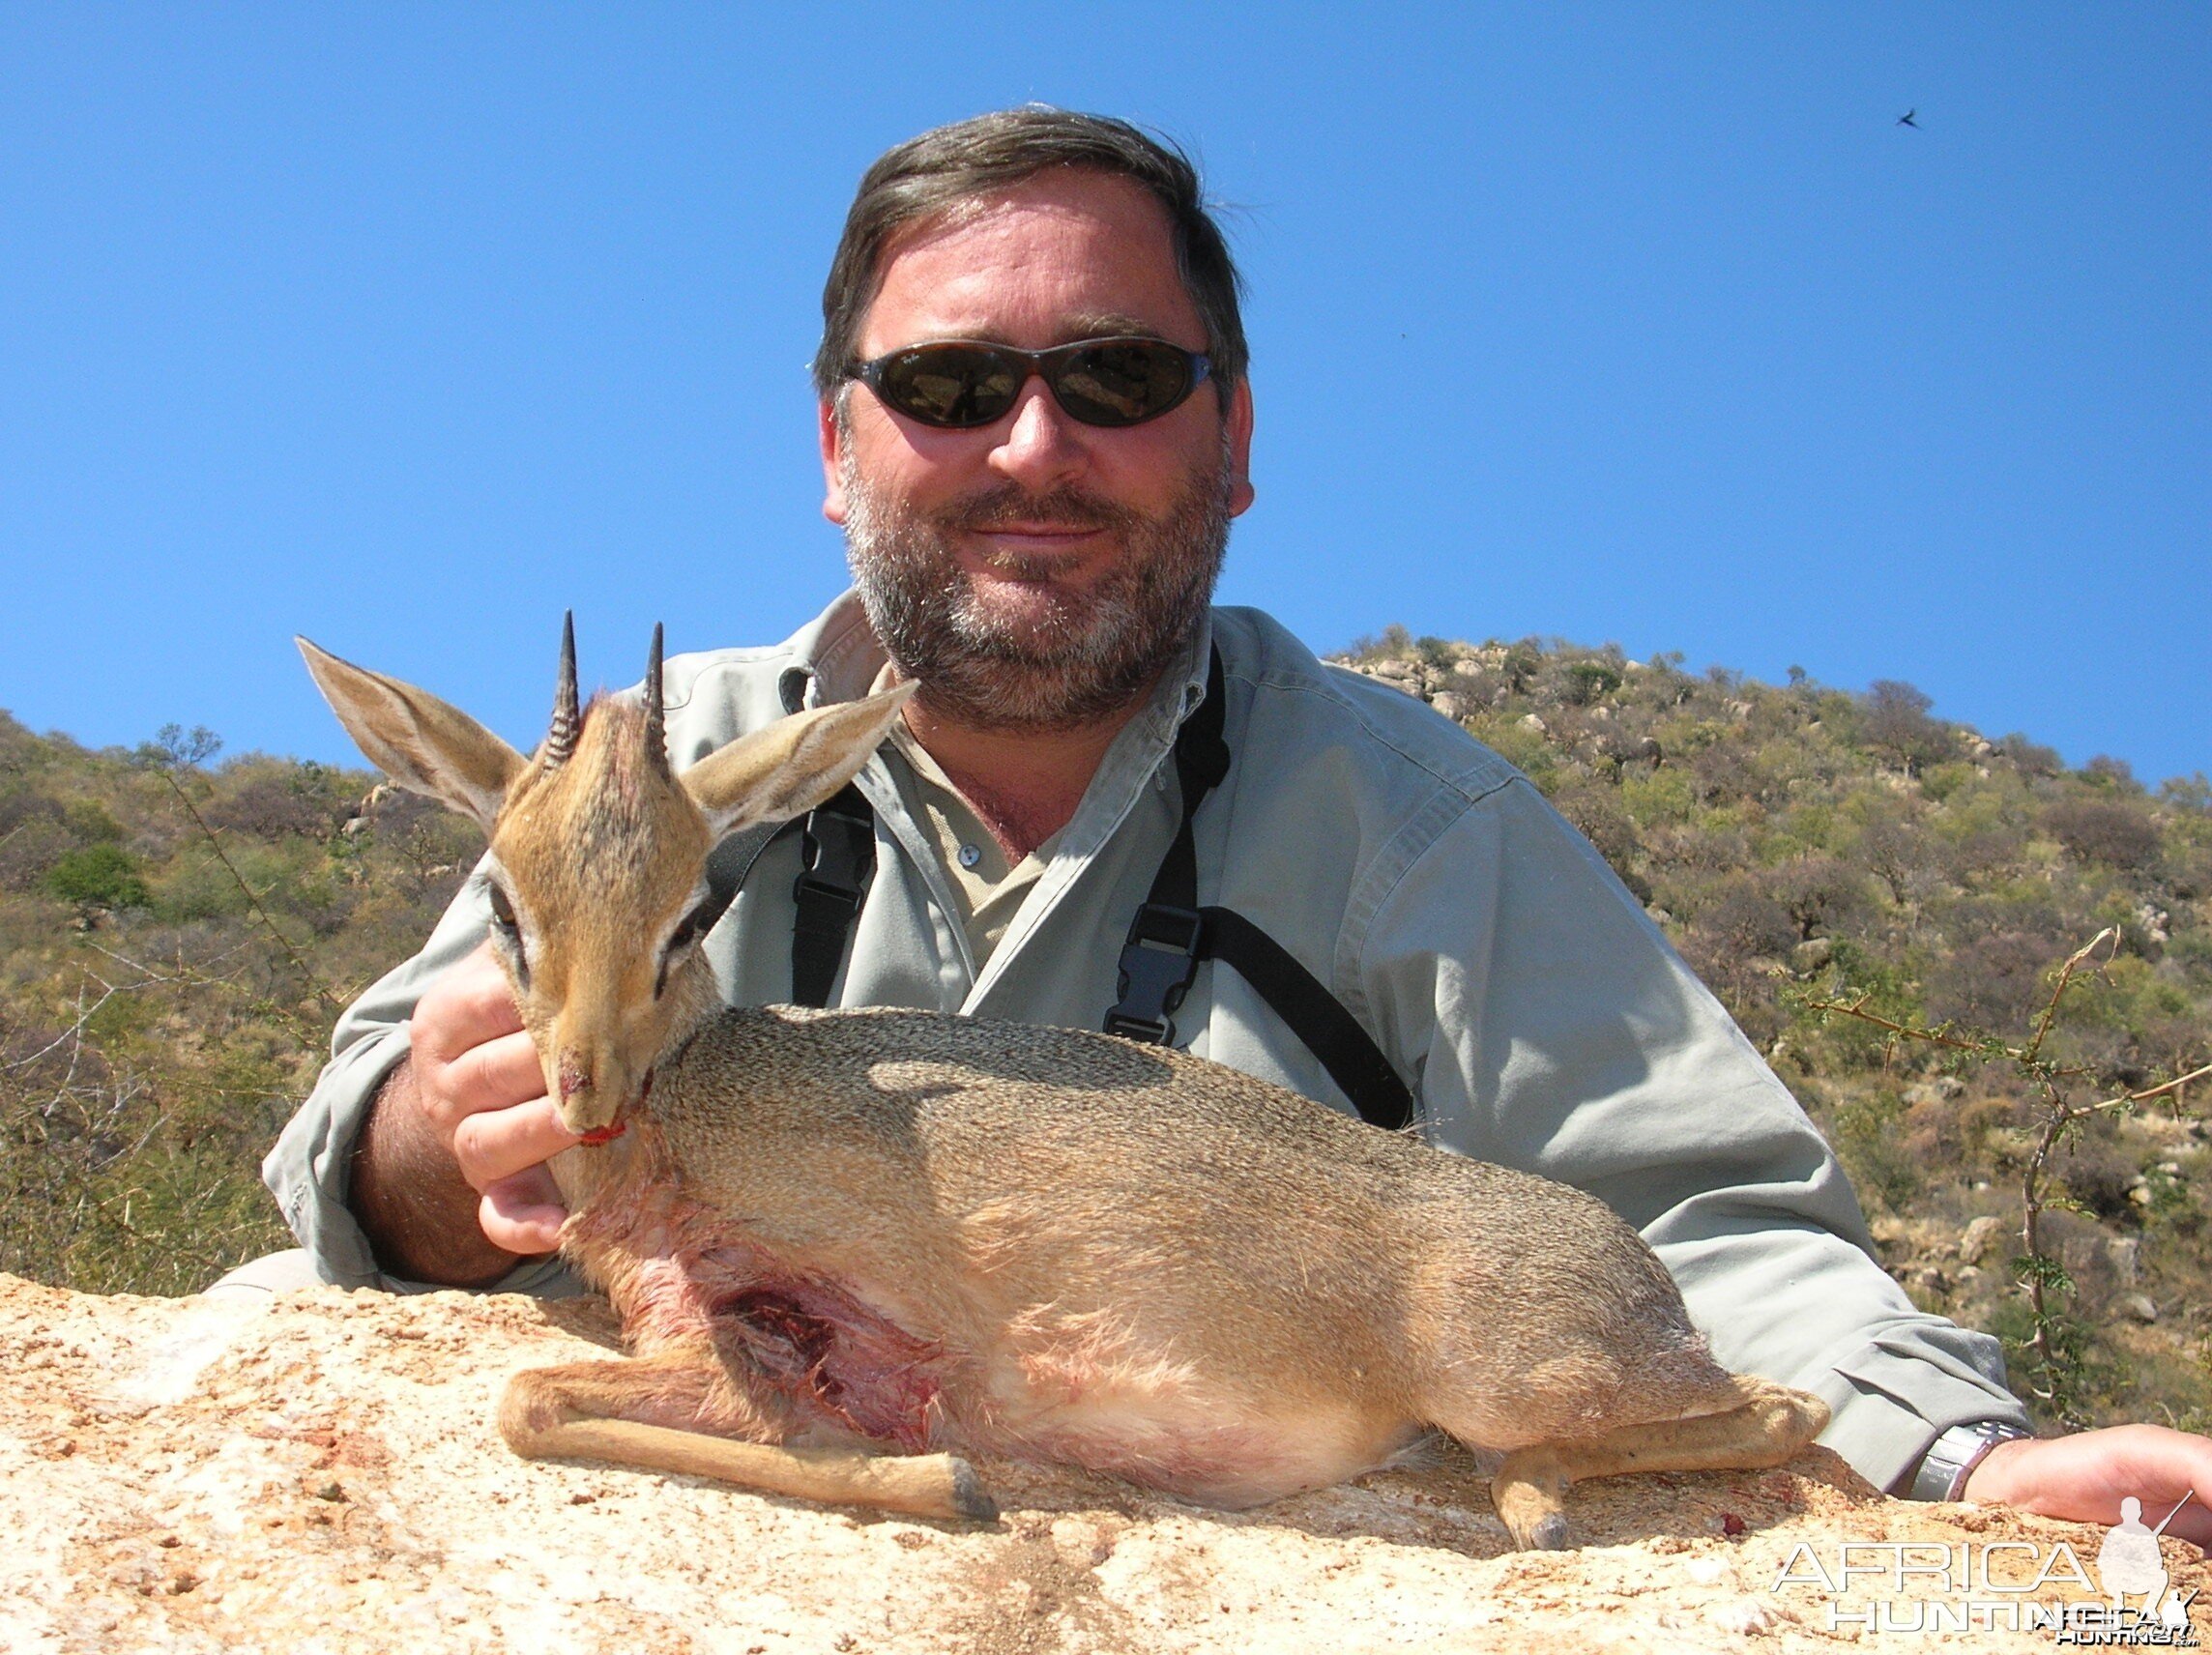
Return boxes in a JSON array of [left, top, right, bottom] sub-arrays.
[[1898, 108, 1920, 128]]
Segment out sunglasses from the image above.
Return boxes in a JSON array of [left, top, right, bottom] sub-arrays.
[[845, 336, 1213, 429]]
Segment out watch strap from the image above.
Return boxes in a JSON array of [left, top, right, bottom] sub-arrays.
[[1908, 1420, 2034, 1502]]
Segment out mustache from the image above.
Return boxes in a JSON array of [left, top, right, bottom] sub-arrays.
[[935, 484, 1141, 537]]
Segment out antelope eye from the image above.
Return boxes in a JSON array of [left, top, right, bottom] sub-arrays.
[[664, 898, 713, 956], [484, 881, 531, 988], [654, 889, 734, 998]]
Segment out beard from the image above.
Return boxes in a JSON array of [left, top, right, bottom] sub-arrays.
[[840, 431, 1234, 733]]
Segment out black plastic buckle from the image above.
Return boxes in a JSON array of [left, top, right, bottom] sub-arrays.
[[1103, 903, 1206, 1045], [795, 795, 874, 908]]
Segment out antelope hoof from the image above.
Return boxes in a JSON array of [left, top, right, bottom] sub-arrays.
[[949, 1456, 999, 1524], [1492, 1464, 1572, 1551]]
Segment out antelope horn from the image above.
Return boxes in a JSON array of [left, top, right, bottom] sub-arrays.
[[643, 623, 667, 769], [547, 611, 580, 766]]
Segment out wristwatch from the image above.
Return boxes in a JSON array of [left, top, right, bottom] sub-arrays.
[[1908, 1420, 2034, 1502]]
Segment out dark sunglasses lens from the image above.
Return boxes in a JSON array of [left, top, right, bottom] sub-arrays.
[[876, 346, 1023, 427], [1051, 341, 1193, 426]]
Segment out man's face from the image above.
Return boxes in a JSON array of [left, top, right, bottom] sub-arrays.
[[820, 168, 1255, 732]]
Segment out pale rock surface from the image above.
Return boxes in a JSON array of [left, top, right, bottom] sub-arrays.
[[2, 1274, 2201, 1654]]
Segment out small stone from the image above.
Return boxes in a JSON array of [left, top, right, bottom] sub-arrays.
[[1519, 713, 1548, 735], [1709, 1597, 1779, 1636], [1958, 1215, 2006, 1265], [1790, 937, 1834, 975], [2121, 1294, 2159, 1323], [1903, 1076, 1966, 1107], [2107, 1236, 2141, 1288]]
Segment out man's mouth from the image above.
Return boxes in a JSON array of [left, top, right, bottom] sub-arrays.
[[964, 523, 1109, 574]]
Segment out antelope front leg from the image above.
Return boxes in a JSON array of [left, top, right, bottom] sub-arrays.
[[499, 1350, 998, 1524], [1491, 1378, 1829, 1550]]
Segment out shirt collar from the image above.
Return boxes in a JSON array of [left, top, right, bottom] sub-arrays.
[[777, 590, 889, 712]]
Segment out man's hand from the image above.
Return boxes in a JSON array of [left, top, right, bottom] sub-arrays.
[[1964, 1425, 2212, 1550], [349, 942, 580, 1284]]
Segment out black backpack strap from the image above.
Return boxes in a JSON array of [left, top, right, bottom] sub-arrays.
[[790, 782, 876, 1007], [692, 666, 881, 1011], [1101, 650, 1228, 1044], [700, 814, 799, 928], [691, 778, 877, 1012], [1195, 908, 1412, 1131], [719, 664, 885, 1010], [1102, 649, 1415, 1132]]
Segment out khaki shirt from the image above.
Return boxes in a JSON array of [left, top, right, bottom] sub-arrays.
[[266, 592, 2028, 1491]]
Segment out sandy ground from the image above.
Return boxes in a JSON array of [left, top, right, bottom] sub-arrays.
[[1, 1272, 2200, 1654]]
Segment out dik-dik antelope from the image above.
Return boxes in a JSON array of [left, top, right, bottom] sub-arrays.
[[299, 622, 1829, 1550]]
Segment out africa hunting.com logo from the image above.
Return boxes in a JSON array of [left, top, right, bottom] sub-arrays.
[[1768, 1493, 2197, 1644]]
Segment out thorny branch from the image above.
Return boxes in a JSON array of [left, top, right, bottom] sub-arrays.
[[152, 764, 346, 1016], [1801, 926, 2203, 1426], [0, 948, 296, 1292], [86, 939, 326, 1048]]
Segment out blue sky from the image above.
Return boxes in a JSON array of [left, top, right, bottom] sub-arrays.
[[3, 5, 2205, 783]]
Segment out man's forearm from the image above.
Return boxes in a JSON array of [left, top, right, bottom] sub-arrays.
[[349, 1056, 520, 1288]]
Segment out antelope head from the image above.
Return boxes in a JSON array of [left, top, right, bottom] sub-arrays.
[[300, 617, 911, 1138]]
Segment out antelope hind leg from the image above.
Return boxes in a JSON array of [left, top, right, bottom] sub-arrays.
[[1491, 1377, 1829, 1551], [499, 1352, 997, 1524]]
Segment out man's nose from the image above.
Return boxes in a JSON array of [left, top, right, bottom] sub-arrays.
[[986, 378, 1086, 489]]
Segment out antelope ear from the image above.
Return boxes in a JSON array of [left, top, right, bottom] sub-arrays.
[[298, 638, 526, 835], [681, 682, 914, 839]]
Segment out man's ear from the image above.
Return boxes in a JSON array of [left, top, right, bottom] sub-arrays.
[[682, 682, 915, 839], [820, 397, 851, 525], [1225, 378, 1256, 518], [297, 638, 526, 836]]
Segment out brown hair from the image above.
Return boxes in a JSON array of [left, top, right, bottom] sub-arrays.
[[813, 107, 1247, 400]]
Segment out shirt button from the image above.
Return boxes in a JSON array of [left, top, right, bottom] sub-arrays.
[[957, 843, 982, 869]]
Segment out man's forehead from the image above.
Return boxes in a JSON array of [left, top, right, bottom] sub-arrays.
[[859, 171, 1200, 350]]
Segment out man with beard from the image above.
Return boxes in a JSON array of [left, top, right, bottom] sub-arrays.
[[257, 108, 2210, 1544]]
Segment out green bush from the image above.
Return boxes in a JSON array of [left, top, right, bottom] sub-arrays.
[[43, 843, 150, 910], [1564, 660, 1623, 705]]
